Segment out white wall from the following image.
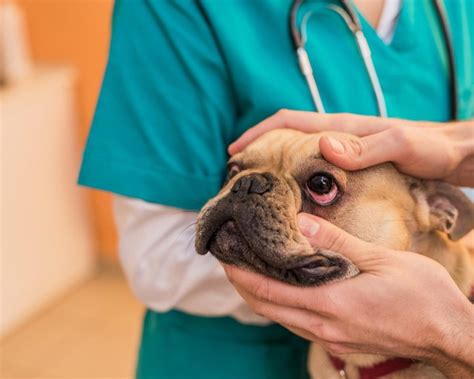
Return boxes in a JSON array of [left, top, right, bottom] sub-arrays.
[[1, 65, 97, 337]]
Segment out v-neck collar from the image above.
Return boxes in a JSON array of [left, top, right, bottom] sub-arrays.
[[353, 0, 416, 53]]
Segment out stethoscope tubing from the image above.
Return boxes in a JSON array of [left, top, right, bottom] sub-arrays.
[[290, 0, 457, 120], [433, 0, 457, 119]]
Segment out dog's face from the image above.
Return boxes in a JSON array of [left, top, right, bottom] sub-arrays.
[[195, 129, 474, 286]]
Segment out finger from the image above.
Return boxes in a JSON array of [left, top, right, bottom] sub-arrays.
[[297, 214, 386, 268], [232, 277, 361, 354], [283, 325, 358, 355], [236, 286, 327, 337], [228, 110, 399, 155], [235, 285, 349, 348], [319, 129, 408, 171], [223, 264, 335, 313], [283, 324, 320, 342], [236, 285, 349, 349]]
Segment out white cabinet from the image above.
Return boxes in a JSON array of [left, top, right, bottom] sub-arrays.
[[1, 65, 96, 337]]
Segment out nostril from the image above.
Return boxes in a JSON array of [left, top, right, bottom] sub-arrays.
[[249, 175, 271, 195], [231, 174, 272, 196], [231, 179, 242, 193]]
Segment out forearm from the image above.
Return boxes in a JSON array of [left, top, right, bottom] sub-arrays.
[[427, 297, 474, 378], [443, 120, 474, 187]]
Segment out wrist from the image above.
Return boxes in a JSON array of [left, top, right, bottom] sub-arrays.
[[442, 121, 474, 186], [425, 296, 474, 377], [446, 121, 474, 158]]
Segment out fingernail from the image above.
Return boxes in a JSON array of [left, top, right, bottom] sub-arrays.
[[326, 137, 345, 154], [298, 214, 320, 237]]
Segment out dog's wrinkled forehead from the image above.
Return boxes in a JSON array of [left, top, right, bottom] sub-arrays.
[[230, 129, 324, 173]]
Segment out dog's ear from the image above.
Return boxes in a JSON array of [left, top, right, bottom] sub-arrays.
[[411, 180, 474, 240]]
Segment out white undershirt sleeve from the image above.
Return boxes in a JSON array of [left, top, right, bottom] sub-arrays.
[[113, 195, 269, 325]]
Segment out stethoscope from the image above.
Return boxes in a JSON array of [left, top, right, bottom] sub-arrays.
[[290, 0, 458, 119]]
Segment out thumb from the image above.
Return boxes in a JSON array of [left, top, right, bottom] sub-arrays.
[[319, 130, 399, 171], [297, 213, 386, 269]]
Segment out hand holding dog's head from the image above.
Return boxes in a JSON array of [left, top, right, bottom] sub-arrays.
[[196, 129, 474, 287]]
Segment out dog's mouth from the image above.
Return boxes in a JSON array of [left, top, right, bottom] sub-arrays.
[[199, 218, 346, 286]]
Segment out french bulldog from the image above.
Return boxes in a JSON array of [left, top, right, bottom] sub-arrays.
[[195, 129, 474, 379]]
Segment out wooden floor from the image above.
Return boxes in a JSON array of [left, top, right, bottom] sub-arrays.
[[1, 267, 144, 379]]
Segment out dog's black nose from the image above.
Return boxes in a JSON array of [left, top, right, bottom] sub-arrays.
[[231, 173, 272, 196]]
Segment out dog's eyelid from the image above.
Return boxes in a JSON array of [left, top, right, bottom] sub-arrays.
[[227, 161, 241, 170]]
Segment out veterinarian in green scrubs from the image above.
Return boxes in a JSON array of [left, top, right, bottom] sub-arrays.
[[79, 0, 473, 378]]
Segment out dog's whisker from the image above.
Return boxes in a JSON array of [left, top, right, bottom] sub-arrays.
[[185, 232, 197, 251], [176, 222, 197, 240], [170, 229, 196, 251], [184, 236, 194, 249], [183, 221, 197, 232]]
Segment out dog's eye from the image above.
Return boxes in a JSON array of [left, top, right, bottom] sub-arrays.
[[307, 173, 338, 205], [225, 164, 241, 183]]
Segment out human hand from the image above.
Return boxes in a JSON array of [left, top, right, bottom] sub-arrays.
[[223, 213, 474, 378], [228, 110, 474, 187]]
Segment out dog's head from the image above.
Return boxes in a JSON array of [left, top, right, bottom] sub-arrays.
[[195, 129, 474, 286]]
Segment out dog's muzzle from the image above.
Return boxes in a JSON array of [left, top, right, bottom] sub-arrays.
[[195, 173, 359, 286]]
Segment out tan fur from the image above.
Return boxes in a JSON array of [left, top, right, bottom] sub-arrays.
[[199, 129, 474, 378]]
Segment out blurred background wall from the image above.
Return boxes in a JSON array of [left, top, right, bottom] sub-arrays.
[[2, 0, 124, 338], [2, 3, 143, 377], [18, 0, 117, 259]]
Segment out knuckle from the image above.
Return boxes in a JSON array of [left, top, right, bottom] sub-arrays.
[[319, 323, 344, 344], [321, 293, 340, 315], [347, 138, 366, 165], [391, 126, 408, 143], [252, 302, 267, 317], [275, 108, 295, 129], [391, 127, 415, 156], [325, 343, 350, 355], [251, 279, 270, 302], [307, 318, 325, 337], [343, 137, 368, 170], [349, 138, 364, 157], [276, 108, 290, 121], [324, 229, 349, 252]]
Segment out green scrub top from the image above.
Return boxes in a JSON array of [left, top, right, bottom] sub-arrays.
[[79, 1, 473, 378]]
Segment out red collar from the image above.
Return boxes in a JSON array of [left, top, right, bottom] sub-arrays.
[[329, 355, 415, 379]]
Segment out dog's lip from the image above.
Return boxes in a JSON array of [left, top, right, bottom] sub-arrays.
[[207, 220, 328, 271], [205, 219, 237, 252], [285, 255, 329, 269], [204, 220, 346, 286]]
